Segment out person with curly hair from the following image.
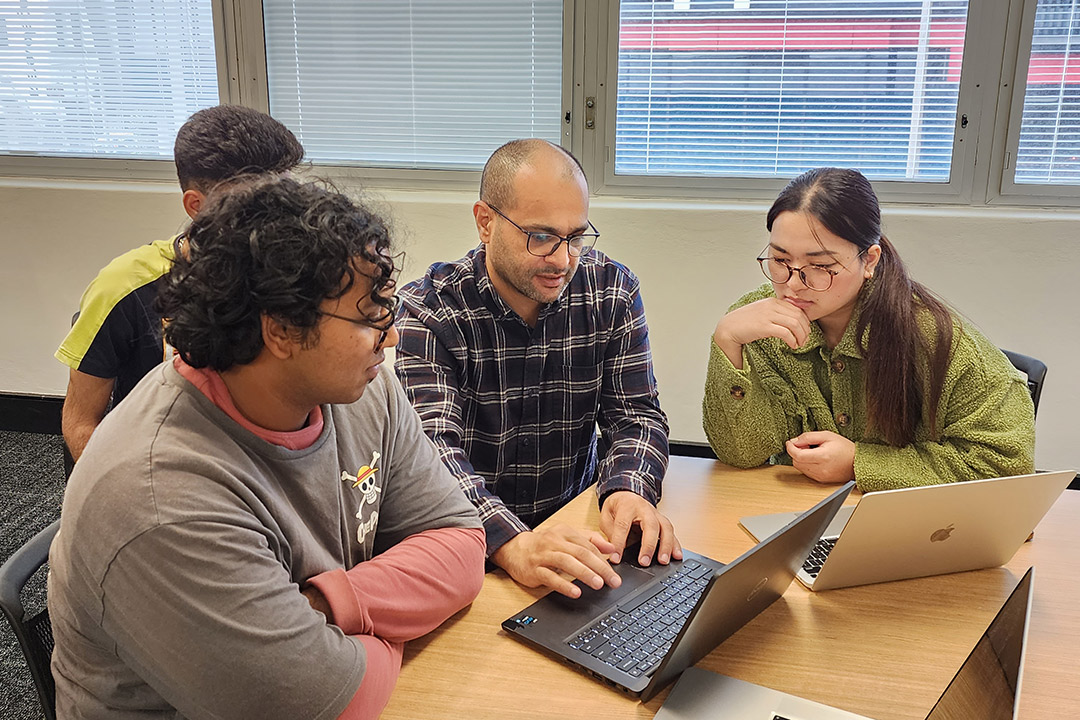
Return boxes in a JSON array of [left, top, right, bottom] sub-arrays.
[[48, 176, 485, 720], [56, 104, 306, 463]]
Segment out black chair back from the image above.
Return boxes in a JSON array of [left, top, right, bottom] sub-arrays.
[[1001, 349, 1047, 418], [0, 520, 60, 720]]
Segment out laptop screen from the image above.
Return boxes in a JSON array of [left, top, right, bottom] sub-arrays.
[[925, 568, 1033, 720]]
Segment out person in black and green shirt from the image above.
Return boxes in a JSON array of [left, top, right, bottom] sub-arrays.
[[55, 105, 304, 462]]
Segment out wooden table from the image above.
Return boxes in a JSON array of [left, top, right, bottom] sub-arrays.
[[382, 457, 1080, 719]]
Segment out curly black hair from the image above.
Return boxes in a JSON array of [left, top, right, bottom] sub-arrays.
[[158, 176, 397, 371]]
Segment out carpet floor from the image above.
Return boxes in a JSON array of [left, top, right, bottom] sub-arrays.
[[1, 431, 66, 720]]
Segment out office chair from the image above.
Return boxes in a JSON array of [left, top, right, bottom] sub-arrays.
[[1001, 349, 1047, 418], [0, 519, 60, 720]]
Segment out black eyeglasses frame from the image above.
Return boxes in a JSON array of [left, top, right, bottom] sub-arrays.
[[486, 203, 600, 258]]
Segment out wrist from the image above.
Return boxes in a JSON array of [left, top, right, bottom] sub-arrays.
[[712, 327, 744, 368], [712, 320, 730, 347], [491, 531, 527, 570], [599, 488, 629, 509], [301, 584, 335, 625]]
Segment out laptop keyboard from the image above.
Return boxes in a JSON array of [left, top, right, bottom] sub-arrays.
[[801, 537, 837, 579], [567, 559, 715, 678]]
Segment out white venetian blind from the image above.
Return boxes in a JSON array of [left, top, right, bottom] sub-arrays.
[[615, 0, 969, 181], [0, 0, 218, 159], [1015, 0, 1080, 185], [263, 1, 563, 171]]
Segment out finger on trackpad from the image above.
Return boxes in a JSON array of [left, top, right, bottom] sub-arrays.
[[552, 563, 655, 612]]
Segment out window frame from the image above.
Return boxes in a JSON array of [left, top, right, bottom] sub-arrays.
[[583, 0, 1011, 205], [0, 0, 578, 188], [0, 0, 235, 183], [988, 0, 1080, 205], [3, 0, 1080, 209], [248, 0, 576, 190]]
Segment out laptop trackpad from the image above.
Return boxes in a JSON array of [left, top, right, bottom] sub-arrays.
[[547, 563, 661, 616]]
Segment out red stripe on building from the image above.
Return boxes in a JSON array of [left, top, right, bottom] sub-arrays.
[[619, 19, 966, 52], [1028, 53, 1080, 86]]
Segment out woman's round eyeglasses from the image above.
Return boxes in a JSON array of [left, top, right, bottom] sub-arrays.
[[756, 250, 867, 292]]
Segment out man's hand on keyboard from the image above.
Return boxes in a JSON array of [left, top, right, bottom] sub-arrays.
[[600, 491, 683, 568], [492, 525, 623, 598]]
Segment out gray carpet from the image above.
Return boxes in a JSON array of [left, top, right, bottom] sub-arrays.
[[1, 431, 65, 720]]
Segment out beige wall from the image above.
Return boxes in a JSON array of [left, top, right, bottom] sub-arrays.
[[2, 180, 1076, 471]]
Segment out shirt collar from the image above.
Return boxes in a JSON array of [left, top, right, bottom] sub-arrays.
[[787, 293, 866, 360], [829, 317, 864, 359], [471, 246, 515, 319], [471, 245, 571, 322]]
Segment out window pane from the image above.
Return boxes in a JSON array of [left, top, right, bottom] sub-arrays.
[[264, 1, 563, 171], [0, 0, 218, 159], [615, 0, 968, 181], [1015, 0, 1080, 185]]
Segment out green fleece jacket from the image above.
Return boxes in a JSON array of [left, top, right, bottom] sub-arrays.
[[703, 283, 1036, 492]]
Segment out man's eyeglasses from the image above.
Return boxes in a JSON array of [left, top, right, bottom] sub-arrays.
[[486, 203, 599, 258], [319, 295, 400, 351], [756, 250, 867, 292]]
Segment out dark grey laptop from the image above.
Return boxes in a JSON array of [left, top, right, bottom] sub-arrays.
[[656, 566, 1036, 719], [501, 483, 854, 702]]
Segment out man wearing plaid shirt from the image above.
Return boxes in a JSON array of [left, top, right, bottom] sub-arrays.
[[395, 139, 681, 598]]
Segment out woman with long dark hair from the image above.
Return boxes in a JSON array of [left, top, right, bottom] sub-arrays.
[[703, 168, 1035, 491]]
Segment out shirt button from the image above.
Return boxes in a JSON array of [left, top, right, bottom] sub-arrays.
[[730, 386, 745, 399], [831, 359, 846, 373], [522, 437, 533, 447], [836, 412, 850, 428]]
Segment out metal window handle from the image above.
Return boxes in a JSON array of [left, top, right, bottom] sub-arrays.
[[585, 96, 595, 130]]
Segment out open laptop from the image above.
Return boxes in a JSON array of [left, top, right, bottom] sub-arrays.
[[739, 471, 1072, 591], [656, 566, 1035, 720], [501, 482, 853, 702]]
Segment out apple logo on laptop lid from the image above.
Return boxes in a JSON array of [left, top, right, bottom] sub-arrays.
[[930, 524, 955, 543]]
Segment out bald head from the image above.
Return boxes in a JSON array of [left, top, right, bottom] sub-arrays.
[[480, 139, 586, 211]]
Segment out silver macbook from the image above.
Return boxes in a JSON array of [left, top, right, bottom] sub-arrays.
[[655, 566, 1035, 720], [502, 483, 854, 702], [739, 471, 1072, 591]]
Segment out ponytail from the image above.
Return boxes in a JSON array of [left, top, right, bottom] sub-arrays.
[[856, 235, 953, 447]]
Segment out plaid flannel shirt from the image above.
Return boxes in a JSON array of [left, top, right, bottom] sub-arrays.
[[394, 246, 669, 556]]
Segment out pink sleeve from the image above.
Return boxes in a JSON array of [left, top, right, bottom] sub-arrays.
[[308, 525, 485, 642], [335, 636, 403, 720]]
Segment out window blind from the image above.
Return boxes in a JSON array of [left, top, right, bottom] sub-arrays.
[[615, 0, 968, 181], [1015, 0, 1080, 185], [0, 0, 218, 159], [263, 0, 563, 171]]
